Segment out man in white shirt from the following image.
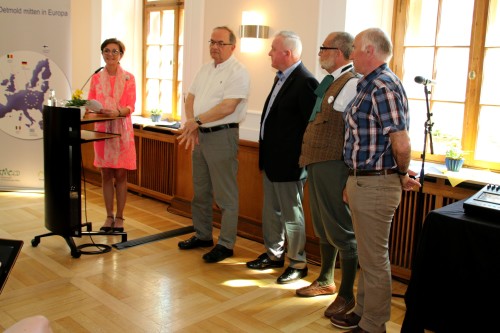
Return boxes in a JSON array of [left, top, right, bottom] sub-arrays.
[[177, 26, 250, 263]]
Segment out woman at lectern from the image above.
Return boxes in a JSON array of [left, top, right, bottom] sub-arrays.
[[87, 37, 136, 233]]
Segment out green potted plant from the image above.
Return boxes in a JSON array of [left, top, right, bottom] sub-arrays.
[[150, 108, 162, 122], [65, 89, 87, 119], [444, 145, 465, 172]]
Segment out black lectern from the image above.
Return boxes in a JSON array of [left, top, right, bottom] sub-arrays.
[[31, 106, 127, 258]]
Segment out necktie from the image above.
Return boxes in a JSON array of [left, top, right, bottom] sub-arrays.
[[274, 71, 283, 84], [309, 74, 334, 122]]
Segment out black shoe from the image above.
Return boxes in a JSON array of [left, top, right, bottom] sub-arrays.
[[100, 216, 114, 233], [99, 226, 113, 233], [277, 266, 308, 284], [246, 253, 285, 269], [113, 217, 125, 233], [202, 244, 233, 263], [178, 236, 214, 250]]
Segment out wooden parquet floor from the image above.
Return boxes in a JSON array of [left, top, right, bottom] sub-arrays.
[[0, 183, 406, 332]]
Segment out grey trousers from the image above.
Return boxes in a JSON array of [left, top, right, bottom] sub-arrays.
[[262, 172, 307, 269], [191, 128, 239, 249]]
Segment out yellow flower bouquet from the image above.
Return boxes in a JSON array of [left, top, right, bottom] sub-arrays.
[[65, 89, 87, 107]]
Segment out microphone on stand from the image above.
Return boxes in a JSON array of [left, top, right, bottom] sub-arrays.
[[80, 66, 104, 91], [414, 76, 437, 86], [78, 67, 104, 113]]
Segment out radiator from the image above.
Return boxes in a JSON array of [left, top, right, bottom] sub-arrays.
[[390, 181, 471, 280], [127, 128, 176, 201]]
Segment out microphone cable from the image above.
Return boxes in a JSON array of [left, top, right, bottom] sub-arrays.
[[76, 153, 112, 255]]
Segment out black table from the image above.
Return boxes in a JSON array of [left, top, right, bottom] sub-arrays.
[[402, 200, 500, 332]]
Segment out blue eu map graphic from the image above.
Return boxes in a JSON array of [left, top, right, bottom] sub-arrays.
[[0, 50, 70, 140]]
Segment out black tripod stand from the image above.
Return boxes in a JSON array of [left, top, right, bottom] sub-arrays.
[[411, 83, 434, 268], [393, 83, 434, 298]]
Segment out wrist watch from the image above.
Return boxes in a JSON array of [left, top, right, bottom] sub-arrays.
[[396, 169, 408, 176], [195, 116, 202, 125]]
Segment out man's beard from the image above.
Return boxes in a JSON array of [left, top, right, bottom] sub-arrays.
[[320, 58, 335, 70]]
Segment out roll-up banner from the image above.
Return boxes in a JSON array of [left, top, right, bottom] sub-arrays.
[[0, 0, 72, 190]]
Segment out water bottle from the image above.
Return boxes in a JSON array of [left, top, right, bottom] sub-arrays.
[[47, 89, 56, 106]]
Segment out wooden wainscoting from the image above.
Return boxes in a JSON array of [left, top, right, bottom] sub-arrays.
[[82, 126, 481, 280], [82, 124, 177, 202]]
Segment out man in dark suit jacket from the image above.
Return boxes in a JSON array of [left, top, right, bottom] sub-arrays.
[[246, 31, 318, 284]]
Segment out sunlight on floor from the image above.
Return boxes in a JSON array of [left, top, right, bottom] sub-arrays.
[[0, 191, 44, 198]]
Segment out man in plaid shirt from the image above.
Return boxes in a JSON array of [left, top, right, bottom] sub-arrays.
[[330, 28, 420, 333]]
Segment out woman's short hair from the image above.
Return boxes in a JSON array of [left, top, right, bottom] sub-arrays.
[[101, 38, 126, 54]]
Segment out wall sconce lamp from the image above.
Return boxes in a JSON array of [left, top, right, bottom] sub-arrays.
[[239, 11, 269, 53], [239, 25, 269, 39]]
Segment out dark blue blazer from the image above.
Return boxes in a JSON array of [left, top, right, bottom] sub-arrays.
[[259, 62, 318, 182]]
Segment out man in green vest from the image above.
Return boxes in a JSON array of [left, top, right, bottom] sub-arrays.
[[296, 31, 359, 319]]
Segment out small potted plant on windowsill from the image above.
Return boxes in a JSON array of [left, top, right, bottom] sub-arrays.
[[444, 145, 465, 172], [150, 108, 162, 122]]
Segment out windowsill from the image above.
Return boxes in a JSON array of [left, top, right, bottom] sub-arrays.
[[410, 160, 500, 187], [132, 116, 180, 130]]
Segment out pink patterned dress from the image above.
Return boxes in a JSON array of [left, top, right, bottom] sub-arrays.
[[87, 66, 136, 170]]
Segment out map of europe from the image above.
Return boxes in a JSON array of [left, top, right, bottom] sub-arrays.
[[0, 50, 70, 140]]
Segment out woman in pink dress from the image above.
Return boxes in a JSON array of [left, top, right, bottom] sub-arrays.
[[87, 38, 136, 232]]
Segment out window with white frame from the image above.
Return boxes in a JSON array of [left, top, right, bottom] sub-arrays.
[[143, 0, 184, 120], [393, 0, 500, 171]]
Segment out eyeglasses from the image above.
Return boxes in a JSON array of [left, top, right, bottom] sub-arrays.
[[319, 46, 339, 52], [208, 40, 233, 47], [102, 49, 121, 55]]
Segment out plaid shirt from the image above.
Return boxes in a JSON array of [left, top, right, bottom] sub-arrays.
[[343, 64, 409, 170]]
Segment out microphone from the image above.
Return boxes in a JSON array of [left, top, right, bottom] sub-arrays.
[[80, 66, 104, 91], [414, 76, 437, 86]]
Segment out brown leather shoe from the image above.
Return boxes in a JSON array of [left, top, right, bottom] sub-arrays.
[[325, 295, 355, 317], [330, 311, 361, 330], [296, 280, 337, 297]]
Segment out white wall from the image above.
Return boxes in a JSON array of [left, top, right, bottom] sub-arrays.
[[71, 0, 101, 94], [72, 0, 393, 141], [70, 0, 142, 111]]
